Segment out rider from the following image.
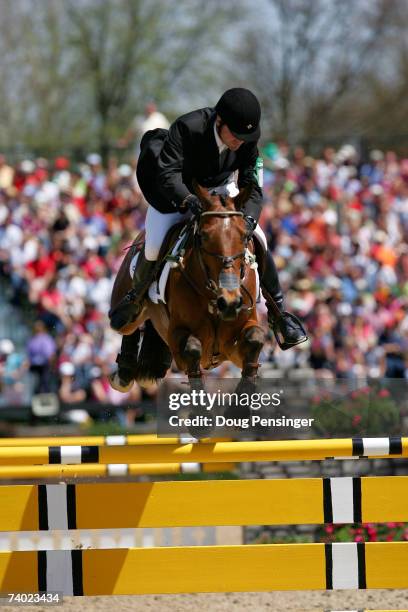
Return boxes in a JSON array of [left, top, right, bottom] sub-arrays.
[[109, 87, 307, 349]]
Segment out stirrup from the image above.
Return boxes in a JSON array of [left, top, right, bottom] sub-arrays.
[[270, 311, 308, 351]]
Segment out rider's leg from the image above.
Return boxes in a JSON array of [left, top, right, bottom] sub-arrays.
[[109, 206, 191, 331], [254, 226, 308, 350]]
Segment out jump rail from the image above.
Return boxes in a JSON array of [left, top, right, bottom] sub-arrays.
[[0, 436, 406, 466], [0, 437, 407, 595], [0, 435, 228, 447]]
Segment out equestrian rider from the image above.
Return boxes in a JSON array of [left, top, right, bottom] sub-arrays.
[[109, 88, 307, 349]]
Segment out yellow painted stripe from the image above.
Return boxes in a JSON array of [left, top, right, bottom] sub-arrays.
[[362, 476, 408, 522], [0, 436, 230, 447], [82, 544, 327, 594], [0, 551, 39, 592], [75, 479, 324, 529], [0, 486, 39, 530], [0, 462, 234, 481], [366, 542, 408, 588]]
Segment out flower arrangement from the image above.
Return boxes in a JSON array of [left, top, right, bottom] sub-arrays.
[[311, 386, 400, 436], [319, 522, 408, 543]]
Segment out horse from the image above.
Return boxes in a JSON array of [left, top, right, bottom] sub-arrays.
[[109, 184, 265, 408]]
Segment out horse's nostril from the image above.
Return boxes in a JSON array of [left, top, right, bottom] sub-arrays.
[[217, 297, 228, 311]]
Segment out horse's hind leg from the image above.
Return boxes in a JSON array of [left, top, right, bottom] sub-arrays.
[[133, 320, 172, 385], [109, 328, 142, 392]]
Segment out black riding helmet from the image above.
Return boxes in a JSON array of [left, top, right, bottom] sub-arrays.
[[215, 88, 261, 142]]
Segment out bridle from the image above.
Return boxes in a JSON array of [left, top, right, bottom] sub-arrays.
[[178, 208, 255, 314]]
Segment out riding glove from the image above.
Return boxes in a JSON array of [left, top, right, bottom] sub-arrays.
[[180, 194, 202, 216]]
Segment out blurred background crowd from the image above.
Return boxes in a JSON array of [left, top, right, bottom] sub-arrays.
[[0, 135, 407, 423]]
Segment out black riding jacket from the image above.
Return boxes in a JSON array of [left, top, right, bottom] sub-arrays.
[[136, 107, 263, 221]]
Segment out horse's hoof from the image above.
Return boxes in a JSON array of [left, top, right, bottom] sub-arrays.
[[109, 310, 136, 332], [135, 376, 158, 388], [109, 372, 134, 393]]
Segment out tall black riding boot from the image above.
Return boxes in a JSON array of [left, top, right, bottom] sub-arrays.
[[261, 251, 308, 350], [109, 246, 157, 331]]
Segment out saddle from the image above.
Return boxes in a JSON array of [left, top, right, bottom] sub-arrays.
[[129, 222, 194, 305]]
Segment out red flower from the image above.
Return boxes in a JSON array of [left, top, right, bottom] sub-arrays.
[[378, 389, 390, 398], [352, 415, 362, 426]]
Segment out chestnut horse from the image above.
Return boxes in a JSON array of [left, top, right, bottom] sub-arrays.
[[109, 185, 265, 396]]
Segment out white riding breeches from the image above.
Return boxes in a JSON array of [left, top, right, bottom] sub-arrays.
[[144, 206, 192, 261]]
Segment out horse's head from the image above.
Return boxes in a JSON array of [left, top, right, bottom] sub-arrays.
[[193, 183, 250, 321]]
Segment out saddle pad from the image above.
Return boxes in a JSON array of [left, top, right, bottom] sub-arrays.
[[129, 231, 187, 305]]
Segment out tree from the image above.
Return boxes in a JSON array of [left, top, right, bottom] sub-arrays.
[[237, 0, 395, 144], [0, 0, 240, 156]]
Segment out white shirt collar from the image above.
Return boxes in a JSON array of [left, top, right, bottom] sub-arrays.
[[213, 120, 228, 154]]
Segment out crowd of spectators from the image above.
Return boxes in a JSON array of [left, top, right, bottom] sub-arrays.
[[0, 141, 407, 420]]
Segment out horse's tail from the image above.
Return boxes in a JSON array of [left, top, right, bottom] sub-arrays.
[[133, 320, 172, 385]]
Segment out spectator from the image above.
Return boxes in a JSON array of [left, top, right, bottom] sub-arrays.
[[0, 339, 28, 404], [117, 102, 170, 151], [26, 321, 57, 393]]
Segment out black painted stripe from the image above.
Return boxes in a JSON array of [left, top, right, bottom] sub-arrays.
[[357, 542, 366, 589], [325, 543, 333, 589], [38, 550, 47, 591], [323, 478, 333, 524], [71, 550, 84, 596], [352, 438, 364, 456], [38, 485, 49, 531], [353, 477, 362, 523], [49, 446, 61, 464], [390, 436, 402, 455], [66, 484, 77, 530], [81, 446, 99, 463]]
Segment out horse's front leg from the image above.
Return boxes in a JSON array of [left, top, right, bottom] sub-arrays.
[[238, 324, 265, 382], [169, 328, 202, 378], [226, 324, 265, 420], [169, 328, 214, 438]]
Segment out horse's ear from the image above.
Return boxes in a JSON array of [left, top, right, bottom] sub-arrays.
[[192, 180, 211, 206], [234, 184, 253, 211]]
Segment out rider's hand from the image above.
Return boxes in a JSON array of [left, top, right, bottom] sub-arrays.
[[244, 215, 257, 238], [180, 194, 202, 216]]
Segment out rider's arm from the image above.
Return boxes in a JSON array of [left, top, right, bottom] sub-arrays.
[[156, 118, 191, 210], [237, 144, 263, 222]]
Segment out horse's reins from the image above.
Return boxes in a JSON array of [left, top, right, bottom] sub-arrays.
[[178, 210, 255, 314]]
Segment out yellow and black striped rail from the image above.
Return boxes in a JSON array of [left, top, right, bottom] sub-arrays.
[[0, 437, 406, 466], [0, 476, 407, 531], [0, 542, 407, 594]]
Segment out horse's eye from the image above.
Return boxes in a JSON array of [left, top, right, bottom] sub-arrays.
[[200, 232, 209, 241]]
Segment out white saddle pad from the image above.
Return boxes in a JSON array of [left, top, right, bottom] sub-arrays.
[[129, 231, 187, 305]]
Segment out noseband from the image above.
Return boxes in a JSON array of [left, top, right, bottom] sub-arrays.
[[191, 210, 254, 312]]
